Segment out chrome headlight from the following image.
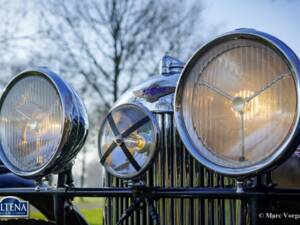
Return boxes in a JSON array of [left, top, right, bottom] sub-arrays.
[[98, 103, 159, 179], [174, 29, 300, 177], [0, 68, 89, 178]]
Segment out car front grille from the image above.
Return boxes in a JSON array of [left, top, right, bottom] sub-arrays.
[[103, 112, 249, 225]]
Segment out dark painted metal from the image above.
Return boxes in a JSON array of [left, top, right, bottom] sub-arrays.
[[54, 193, 65, 225], [0, 171, 55, 221], [1, 186, 300, 200], [1, 171, 300, 225], [0, 168, 88, 225], [54, 171, 71, 225]]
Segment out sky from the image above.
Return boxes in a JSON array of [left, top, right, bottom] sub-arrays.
[[200, 0, 300, 56]]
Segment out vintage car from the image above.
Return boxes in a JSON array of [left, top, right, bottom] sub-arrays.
[[0, 28, 299, 225]]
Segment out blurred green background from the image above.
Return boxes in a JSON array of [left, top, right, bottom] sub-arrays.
[[30, 198, 104, 225]]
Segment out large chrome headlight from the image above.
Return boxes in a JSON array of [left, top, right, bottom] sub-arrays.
[[174, 29, 300, 177], [98, 103, 159, 179], [0, 68, 89, 178]]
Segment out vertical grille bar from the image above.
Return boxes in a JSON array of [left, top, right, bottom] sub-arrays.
[[189, 152, 194, 225], [104, 112, 245, 225], [156, 114, 165, 224], [147, 166, 154, 225], [173, 116, 181, 225], [164, 114, 173, 225]]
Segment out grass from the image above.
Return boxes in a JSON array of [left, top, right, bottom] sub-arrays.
[[30, 197, 104, 225], [80, 208, 102, 225]]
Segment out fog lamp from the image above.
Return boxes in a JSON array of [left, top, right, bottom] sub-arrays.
[[174, 29, 300, 177], [98, 103, 159, 179], [0, 68, 89, 178]]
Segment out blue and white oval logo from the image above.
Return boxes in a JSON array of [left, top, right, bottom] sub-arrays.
[[0, 196, 29, 218]]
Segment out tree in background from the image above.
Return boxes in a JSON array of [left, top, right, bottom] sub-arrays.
[[38, 0, 201, 108], [0, 0, 206, 187], [36, 0, 204, 187], [0, 0, 38, 87]]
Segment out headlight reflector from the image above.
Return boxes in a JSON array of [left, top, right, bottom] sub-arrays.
[[1, 75, 63, 172], [174, 29, 300, 176], [0, 69, 89, 178]]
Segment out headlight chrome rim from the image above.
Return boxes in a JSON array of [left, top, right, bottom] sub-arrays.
[[98, 103, 160, 179], [0, 68, 89, 178], [174, 29, 300, 177]]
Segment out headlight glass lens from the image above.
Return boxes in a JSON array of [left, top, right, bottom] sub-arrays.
[[179, 38, 297, 169], [0, 76, 63, 172], [99, 104, 158, 178]]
